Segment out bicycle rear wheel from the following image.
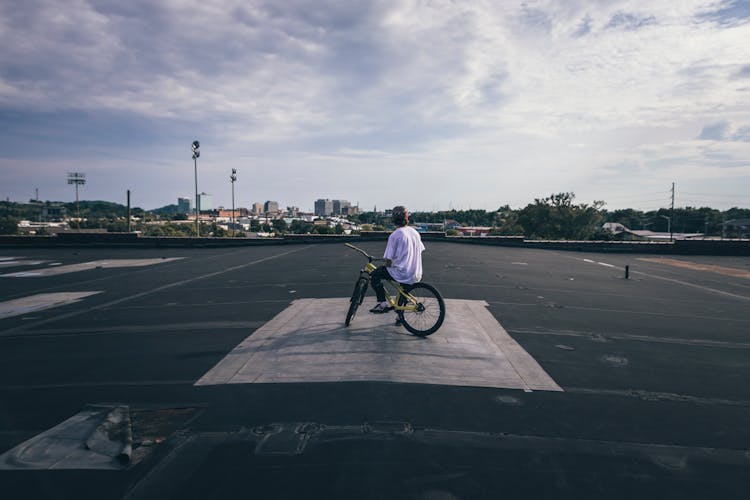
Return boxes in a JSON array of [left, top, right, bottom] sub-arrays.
[[397, 282, 445, 336], [345, 278, 368, 326]]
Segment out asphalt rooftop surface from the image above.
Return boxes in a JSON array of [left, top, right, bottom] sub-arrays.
[[0, 242, 749, 499]]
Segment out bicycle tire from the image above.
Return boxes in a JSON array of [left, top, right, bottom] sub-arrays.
[[397, 282, 445, 336], [345, 278, 368, 326]]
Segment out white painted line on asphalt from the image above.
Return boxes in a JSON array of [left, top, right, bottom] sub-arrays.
[[1, 246, 311, 336], [0, 258, 184, 277], [583, 259, 595, 263], [196, 298, 562, 392], [0, 292, 102, 320], [598, 262, 616, 268], [575, 255, 750, 301], [631, 270, 750, 302], [0, 260, 48, 267]]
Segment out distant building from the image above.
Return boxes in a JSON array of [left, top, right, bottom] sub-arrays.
[[287, 206, 299, 217], [315, 199, 333, 216], [342, 205, 359, 216], [252, 202, 264, 216], [197, 193, 212, 212], [332, 199, 350, 215], [264, 200, 279, 214], [454, 226, 492, 237], [217, 208, 248, 218], [177, 197, 191, 214], [41, 204, 66, 220], [725, 219, 750, 238], [602, 222, 704, 241]]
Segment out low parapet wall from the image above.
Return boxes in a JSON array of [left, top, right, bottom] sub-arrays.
[[0, 232, 748, 255]]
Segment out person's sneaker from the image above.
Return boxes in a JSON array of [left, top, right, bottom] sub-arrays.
[[369, 303, 393, 314]]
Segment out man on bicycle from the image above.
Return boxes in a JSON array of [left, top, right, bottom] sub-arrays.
[[369, 205, 425, 314]]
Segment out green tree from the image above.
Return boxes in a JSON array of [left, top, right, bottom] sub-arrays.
[[290, 219, 313, 234], [273, 218, 288, 233], [0, 217, 19, 234], [312, 225, 332, 234], [518, 193, 604, 240]]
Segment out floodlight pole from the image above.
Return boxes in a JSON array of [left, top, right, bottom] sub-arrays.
[[230, 169, 237, 237], [192, 141, 200, 237], [67, 172, 86, 230], [194, 156, 199, 236]]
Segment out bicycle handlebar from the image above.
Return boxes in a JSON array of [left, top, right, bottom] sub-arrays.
[[345, 242, 384, 263]]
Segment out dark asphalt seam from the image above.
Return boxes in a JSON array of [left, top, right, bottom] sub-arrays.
[[508, 328, 750, 349], [0, 246, 311, 336], [432, 281, 742, 306], [565, 387, 750, 407], [109, 299, 294, 310], [489, 301, 750, 322], [0, 320, 268, 340], [0, 380, 196, 391]]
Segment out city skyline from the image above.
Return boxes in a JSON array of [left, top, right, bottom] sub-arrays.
[[1, 1, 749, 211]]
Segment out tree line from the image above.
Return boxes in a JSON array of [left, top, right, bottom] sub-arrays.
[[2, 194, 749, 239], [353, 193, 750, 240]]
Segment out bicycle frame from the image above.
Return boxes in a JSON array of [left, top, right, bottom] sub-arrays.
[[345, 243, 421, 312]]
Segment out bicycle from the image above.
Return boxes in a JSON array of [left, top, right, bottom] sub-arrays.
[[344, 242, 446, 336]]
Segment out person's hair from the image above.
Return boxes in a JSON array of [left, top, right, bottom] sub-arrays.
[[392, 206, 408, 227]]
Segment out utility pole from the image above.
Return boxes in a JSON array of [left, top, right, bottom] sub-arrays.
[[670, 182, 675, 242], [192, 141, 200, 237], [126, 190, 131, 232], [230, 168, 237, 237]]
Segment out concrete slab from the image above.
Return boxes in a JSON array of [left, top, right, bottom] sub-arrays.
[[0, 258, 184, 277], [196, 298, 562, 391], [0, 291, 102, 319]]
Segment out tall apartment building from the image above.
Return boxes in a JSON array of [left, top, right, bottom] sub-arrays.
[[314, 199, 333, 216], [251, 202, 264, 216], [177, 197, 191, 214], [332, 199, 350, 215], [264, 200, 279, 214], [197, 193, 212, 212]]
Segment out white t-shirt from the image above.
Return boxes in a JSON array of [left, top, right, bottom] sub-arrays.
[[384, 226, 425, 284]]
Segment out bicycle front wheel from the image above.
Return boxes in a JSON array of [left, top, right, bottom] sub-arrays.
[[397, 282, 445, 336], [345, 278, 368, 326]]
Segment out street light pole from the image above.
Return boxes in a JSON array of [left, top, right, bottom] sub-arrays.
[[192, 141, 200, 237], [660, 215, 671, 241], [230, 168, 237, 237]]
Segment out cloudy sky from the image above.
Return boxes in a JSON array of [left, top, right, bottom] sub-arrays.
[[1, 0, 749, 212]]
